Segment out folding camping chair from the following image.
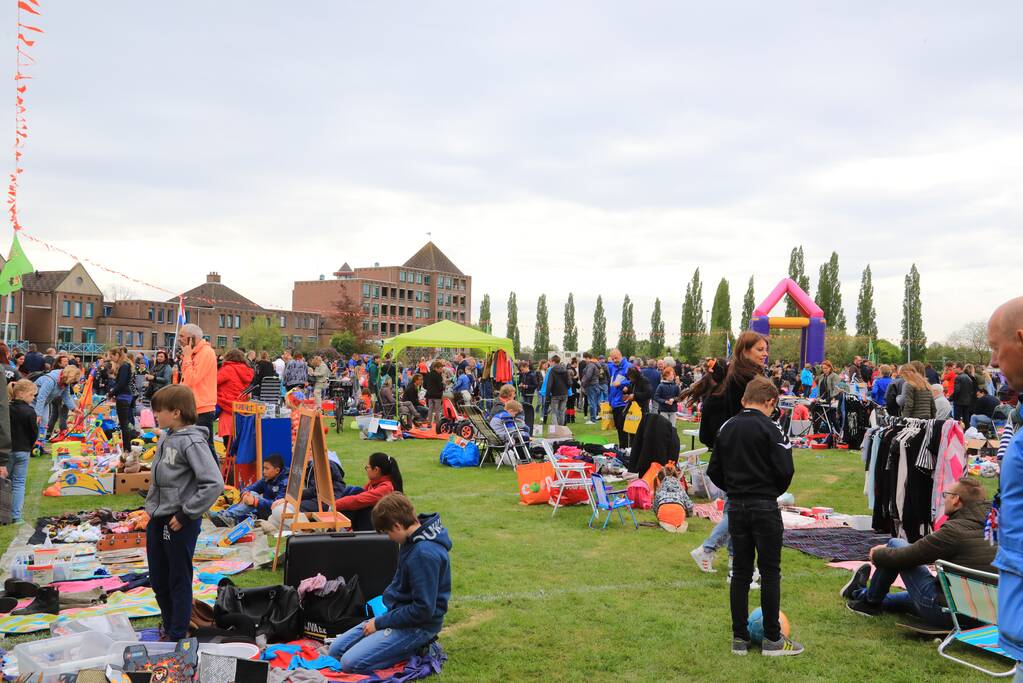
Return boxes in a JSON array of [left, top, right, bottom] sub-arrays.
[[492, 415, 533, 468], [258, 375, 282, 406], [464, 405, 516, 469], [679, 447, 714, 498], [588, 473, 638, 530], [935, 560, 1016, 677], [541, 439, 594, 517]]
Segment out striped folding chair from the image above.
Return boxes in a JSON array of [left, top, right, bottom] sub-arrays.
[[935, 560, 1017, 677]]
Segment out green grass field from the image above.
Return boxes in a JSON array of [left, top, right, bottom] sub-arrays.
[[7, 420, 1009, 682]]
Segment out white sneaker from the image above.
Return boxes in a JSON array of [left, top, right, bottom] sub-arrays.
[[690, 547, 716, 573], [584, 420, 596, 425], [726, 567, 761, 589]]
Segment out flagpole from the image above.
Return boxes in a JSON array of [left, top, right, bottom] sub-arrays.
[[2, 295, 8, 345]]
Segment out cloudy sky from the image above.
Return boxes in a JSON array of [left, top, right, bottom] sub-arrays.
[[7, 2, 1021, 347]]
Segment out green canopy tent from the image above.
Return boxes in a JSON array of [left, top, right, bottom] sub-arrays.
[[380, 320, 515, 420]]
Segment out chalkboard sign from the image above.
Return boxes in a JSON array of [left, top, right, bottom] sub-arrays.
[[286, 411, 313, 502]]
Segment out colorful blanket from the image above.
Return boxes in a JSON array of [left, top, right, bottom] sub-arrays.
[[783, 528, 892, 562], [264, 639, 446, 682]]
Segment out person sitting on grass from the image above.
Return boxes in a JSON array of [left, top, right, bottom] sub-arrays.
[[211, 454, 288, 527], [335, 452, 403, 531], [842, 476, 996, 623], [707, 375, 802, 657], [328, 492, 450, 674], [489, 399, 529, 442]]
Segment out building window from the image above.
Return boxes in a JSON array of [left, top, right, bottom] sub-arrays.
[[362, 284, 370, 297], [424, 292, 431, 303], [362, 321, 370, 331], [185, 309, 192, 323], [307, 336, 316, 343], [233, 336, 241, 347], [61, 300, 71, 317], [3, 323, 15, 340], [86, 302, 94, 318], [362, 304, 370, 314], [372, 304, 379, 315], [57, 327, 73, 343], [151, 332, 157, 349], [103, 304, 112, 317], [164, 332, 175, 347], [279, 315, 287, 328], [398, 289, 405, 300], [5, 295, 12, 313], [371, 322, 378, 333], [124, 331, 133, 347], [415, 273, 422, 284], [116, 330, 123, 345], [424, 275, 431, 285], [234, 315, 240, 328], [135, 332, 142, 347], [399, 271, 406, 283], [292, 335, 302, 345], [217, 336, 228, 347], [146, 307, 153, 321], [82, 328, 96, 344], [157, 308, 164, 323], [219, 314, 225, 328], [373, 286, 380, 298]]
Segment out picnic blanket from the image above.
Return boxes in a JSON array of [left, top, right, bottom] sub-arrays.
[[263, 639, 446, 682], [0, 582, 219, 634], [692, 503, 847, 530], [824, 560, 936, 590], [783, 528, 891, 561]]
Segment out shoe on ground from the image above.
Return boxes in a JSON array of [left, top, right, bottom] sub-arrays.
[[731, 637, 750, 656], [847, 598, 883, 617], [13, 586, 59, 615], [690, 547, 716, 573], [726, 569, 760, 589], [840, 563, 872, 600], [584, 420, 596, 425], [762, 636, 804, 657], [0, 596, 17, 614]]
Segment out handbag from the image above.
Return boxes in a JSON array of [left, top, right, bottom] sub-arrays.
[[623, 401, 643, 434], [213, 580, 301, 643], [301, 575, 366, 627]]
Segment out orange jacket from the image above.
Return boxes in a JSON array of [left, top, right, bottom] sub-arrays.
[[334, 475, 394, 511], [182, 339, 217, 413]]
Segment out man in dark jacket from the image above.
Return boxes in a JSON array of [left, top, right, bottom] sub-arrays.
[[843, 476, 995, 624], [952, 363, 975, 424], [545, 356, 571, 426], [21, 344, 44, 374], [579, 353, 600, 424]]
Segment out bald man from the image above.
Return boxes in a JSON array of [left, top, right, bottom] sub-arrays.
[[180, 323, 218, 460], [987, 298, 1023, 668]]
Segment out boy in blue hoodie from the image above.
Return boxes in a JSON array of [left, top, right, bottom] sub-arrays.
[[211, 453, 289, 526], [328, 492, 451, 674]]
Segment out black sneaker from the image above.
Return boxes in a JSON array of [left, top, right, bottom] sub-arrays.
[[762, 636, 804, 657], [847, 598, 883, 617], [840, 563, 872, 600], [731, 637, 750, 656]]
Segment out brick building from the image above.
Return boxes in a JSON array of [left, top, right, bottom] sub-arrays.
[[292, 241, 471, 343], [5, 263, 107, 355]]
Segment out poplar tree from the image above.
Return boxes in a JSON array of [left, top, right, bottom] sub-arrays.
[[740, 276, 755, 331], [478, 294, 492, 333], [563, 293, 578, 352], [506, 292, 520, 354], [855, 265, 877, 342], [901, 264, 925, 360], [591, 295, 607, 356], [679, 269, 705, 363], [618, 295, 636, 358], [814, 251, 847, 332], [649, 298, 665, 358], [786, 246, 811, 316], [533, 294, 550, 359]]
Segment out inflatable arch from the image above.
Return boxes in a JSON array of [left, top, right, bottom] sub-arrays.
[[749, 278, 825, 367]]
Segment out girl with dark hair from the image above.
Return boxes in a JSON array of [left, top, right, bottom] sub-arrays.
[[334, 452, 404, 530], [623, 366, 652, 414]]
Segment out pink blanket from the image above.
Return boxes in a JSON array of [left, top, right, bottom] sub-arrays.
[[50, 577, 127, 593]]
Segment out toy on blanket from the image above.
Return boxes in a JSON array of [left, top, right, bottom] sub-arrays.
[[124, 637, 199, 682]]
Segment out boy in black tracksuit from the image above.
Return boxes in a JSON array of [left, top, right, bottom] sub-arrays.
[[707, 375, 802, 657]]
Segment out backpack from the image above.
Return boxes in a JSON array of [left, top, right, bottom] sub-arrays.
[[598, 364, 610, 384]]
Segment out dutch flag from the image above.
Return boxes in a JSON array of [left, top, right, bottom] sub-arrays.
[[177, 296, 186, 325]]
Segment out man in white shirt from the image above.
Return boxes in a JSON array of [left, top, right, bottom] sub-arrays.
[[274, 350, 290, 382]]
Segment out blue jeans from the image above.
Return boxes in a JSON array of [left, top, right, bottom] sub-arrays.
[[852, 538, 951, 627], [585, 385, 600, 422], [597, 384, 609, 404], [702, 495, 733, 556], [9, 451, 29, 522], [328, 620, 436, 674], [971, 414, 994, 431], [223, 502, 260, 522]]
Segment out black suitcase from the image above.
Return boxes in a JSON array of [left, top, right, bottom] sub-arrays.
[[284, 531, 399, 640]]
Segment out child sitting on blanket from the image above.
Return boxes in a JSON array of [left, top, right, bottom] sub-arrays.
[[653, 464, 694, 533], [210, 453, 288, 527], [329, 492, 451, 674]]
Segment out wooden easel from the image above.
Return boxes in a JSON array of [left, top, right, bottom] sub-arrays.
[[272, 409, 350, 571], [231, 401, 266, 487]]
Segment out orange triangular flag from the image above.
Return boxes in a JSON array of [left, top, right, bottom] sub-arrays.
[[17, 2, 41, 16]]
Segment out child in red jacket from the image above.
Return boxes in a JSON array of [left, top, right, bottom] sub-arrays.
[[335, 452, 403, 530]]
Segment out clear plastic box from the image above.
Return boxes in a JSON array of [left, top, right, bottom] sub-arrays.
[[49, 613, 138, 641], [109, 640, 261, 661], [14, 631, 114, 682]]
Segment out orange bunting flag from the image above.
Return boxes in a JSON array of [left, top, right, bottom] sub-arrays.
[[17, 34, 34, 47], [18, 24, 43, 33], [17, 2, 40, 15]]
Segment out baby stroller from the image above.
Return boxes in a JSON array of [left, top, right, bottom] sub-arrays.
[[809, 397, 844, 449], [437, 397, 475, 440]]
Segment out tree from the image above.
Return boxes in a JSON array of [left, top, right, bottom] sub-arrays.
[[618, 295, 636, 357], [563, 293, 578, 352], [591, 295, 607, 356], [901, 264, 925, 361], [710, 278, 732, 335], [506, 292, 520, 355], [786, 246, 811, 316], [740, 276, 755, 331], [855, 265, 877, 342], [679, 268, 706, 363], [874, 338, 904, 366], [946, 321, 989, 364], [649, 298, 665, 358], [329, 330, 360, 357], [478, 294, 492, 334], [533, 294, 550, 359], [239, 318, 284, 355], [333, 287, 367, 342], [814, 251, 846, 332]]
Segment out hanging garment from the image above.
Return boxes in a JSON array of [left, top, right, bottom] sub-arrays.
[[931, 420, 966, 528]]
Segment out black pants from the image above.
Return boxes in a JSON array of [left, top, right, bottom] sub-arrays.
[[46, 401, 68, 438], [196, 411, 217, 463], [146, 515, 202, 639], [727, 498, 783, 642], [115, 399, 134, 451], [522, 397, 535, 436], [612, 405, 630, 448], [955, 403, 973, 425]]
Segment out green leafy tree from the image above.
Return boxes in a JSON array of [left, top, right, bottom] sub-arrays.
[[874, 338, 904, 366], [679, 269, 706, 363], [563, 293, 578, 352], [786, 246, 811, 316], [533, 294, 550, 359], [591, 295, 607, 356], [814, 251, 847, 332], [706, 278, 732, 357], [329, 330, 360, 357], [901, 264, 926, 360], [649, 298, 665, 358], [478, 294, 492, 333], [855, 265, 877, 342], [506, 292, 520, 354], [740, 276, 755, 331], [239, 318, 284, 356], [618, 295, 636, 358]]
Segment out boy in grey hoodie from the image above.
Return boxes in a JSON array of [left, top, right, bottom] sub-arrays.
[[146, 385, 224, 641]]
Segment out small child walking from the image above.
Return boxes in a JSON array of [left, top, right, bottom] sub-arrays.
[[8, 379, 38, 522], [707, 375, 803, 656], [146, 385, 224, 641]]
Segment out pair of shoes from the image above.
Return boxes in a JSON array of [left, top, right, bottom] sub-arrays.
[[584, 420, 596, 425], [13, 586, 59, 615], [725, 567, 760, 589], [762, 636, 805, 656], [690, 547, 716, 573], [846, 599, 883, 617], [1, 578, 39, 600], [731, 637, 750, 655], [840, 563, 872, 600]]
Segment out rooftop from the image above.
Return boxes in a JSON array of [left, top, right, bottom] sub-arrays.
[[402, 241, 464, 276]]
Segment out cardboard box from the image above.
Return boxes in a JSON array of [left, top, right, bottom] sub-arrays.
[[114, 472, 152, 495]]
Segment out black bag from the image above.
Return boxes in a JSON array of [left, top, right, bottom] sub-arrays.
[[284, 532, 398, 600], [213, 580, 301, 643], [301, 575, 366, 638]]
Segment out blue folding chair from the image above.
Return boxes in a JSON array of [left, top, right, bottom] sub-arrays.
[[588, 473, 638, 530]]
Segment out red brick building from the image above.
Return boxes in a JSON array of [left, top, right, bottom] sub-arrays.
[[293, 242, 471, 343]]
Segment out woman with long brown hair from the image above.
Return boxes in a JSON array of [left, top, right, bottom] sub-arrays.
[[899, 364, 935, 419]]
